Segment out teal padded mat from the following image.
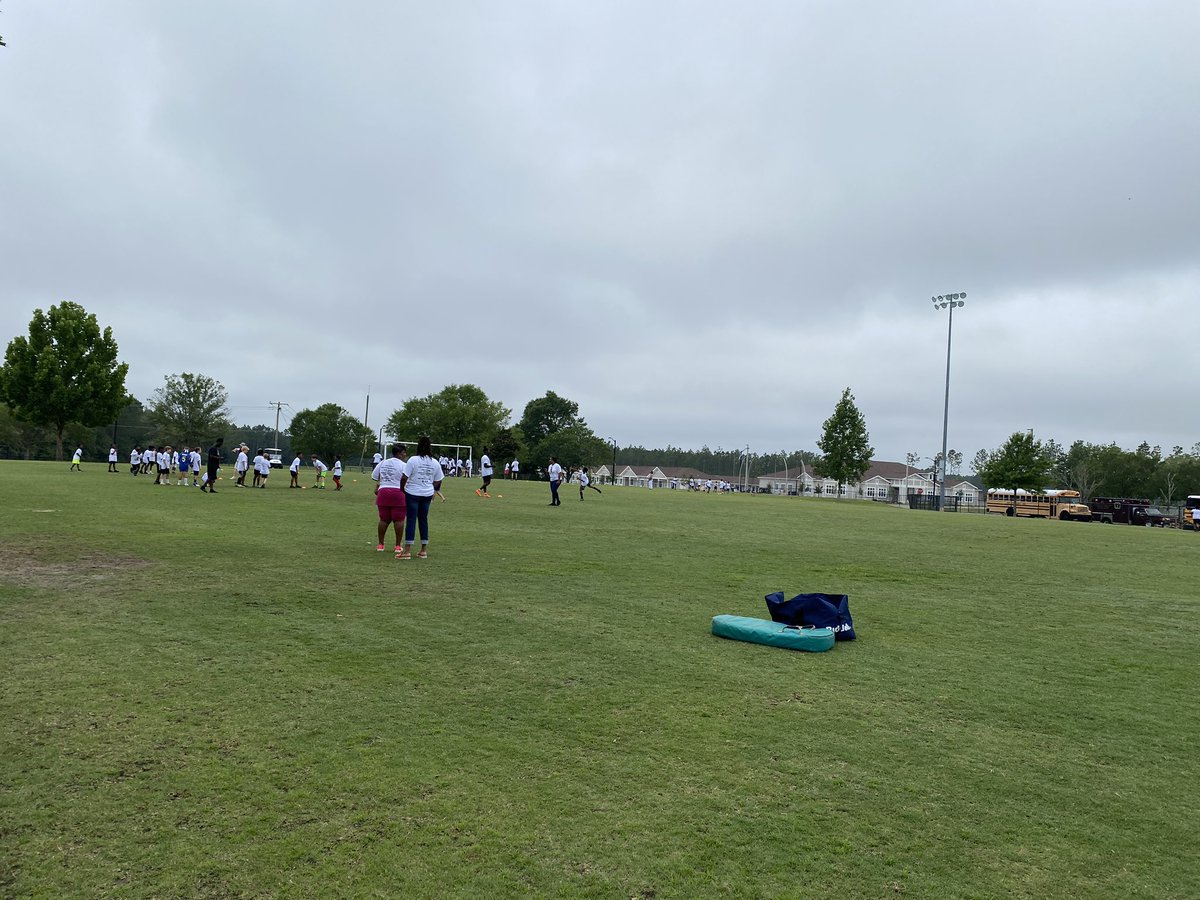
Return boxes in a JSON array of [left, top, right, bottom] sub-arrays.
[[712, 614, 835, 652]]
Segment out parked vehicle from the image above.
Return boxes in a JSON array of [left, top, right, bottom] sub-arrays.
[[986, 488, 1091, 521], [264, 448, 285, 469], [1088, 497, 1169, 527]]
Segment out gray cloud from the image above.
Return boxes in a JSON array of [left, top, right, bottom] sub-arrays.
[[2, 1, 1197, 462]]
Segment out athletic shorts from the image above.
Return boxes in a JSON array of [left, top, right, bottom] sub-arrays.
[[376, 487, 407, 523], [482, 475, 492, 488]]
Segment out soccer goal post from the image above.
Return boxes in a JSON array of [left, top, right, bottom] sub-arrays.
[[384, 437, 473, 475]]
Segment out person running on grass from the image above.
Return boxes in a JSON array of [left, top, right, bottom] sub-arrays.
[[578, 466, 602, 500]]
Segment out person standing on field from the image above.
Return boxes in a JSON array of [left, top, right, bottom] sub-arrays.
[[398, 435, 445, 559], [372, 443, 408, 552], [547, 456, 563, 506], [333, 456, 344, 491], [289, 452, 303, 488], [476, 446, 493, 498], [235, 445, 249, 487], [202, 437, 224, 493], [511, 458, 519, 480], [108, 444, 118, 472]]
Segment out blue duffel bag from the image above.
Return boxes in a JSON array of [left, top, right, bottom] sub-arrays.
[[765, 591, 856, 641]]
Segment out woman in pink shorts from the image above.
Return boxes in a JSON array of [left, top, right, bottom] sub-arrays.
[[371, 443, 408, 552]]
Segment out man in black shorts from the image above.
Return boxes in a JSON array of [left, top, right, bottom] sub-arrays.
[[202, 437, 224, 493]]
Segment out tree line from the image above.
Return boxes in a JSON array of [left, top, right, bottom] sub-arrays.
[[975, 431, 1200, 505], [2, 303, 1196, 502]]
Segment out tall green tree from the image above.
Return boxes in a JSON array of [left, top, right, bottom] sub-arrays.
[[147, 373, 233, 446], [519, 391, 585, 453], [488, 427, 522, 470], [813, 387, 874, 497], [386, 384, 509, 456], [290, 403, 373, 465], [0, 301, 129, 459], [537, 424, 610, 471], [977, 431, 1051, 490]]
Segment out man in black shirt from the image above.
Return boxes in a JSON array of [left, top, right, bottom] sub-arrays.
[[202, 437, 224, 493]]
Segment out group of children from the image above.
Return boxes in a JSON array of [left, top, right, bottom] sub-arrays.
[[127, 444, 206, 486], [112, 443, 344, 492]]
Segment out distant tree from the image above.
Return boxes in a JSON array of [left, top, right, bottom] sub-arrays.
[[386, 384, 509, 456], [932, 448, 964, 477], [970, 448, 990, 475], [290, 403, 373, 465], [0, 302, 129, 459], [0, 403, 51, 459], [147, 373, 233, 446], [489, 427, 522, 470], [519, 391, 585, 453], [813, 388, 874, 498], [227, 423, 281, 456], [977, 431, 1050, 491], [537, 424, 610, 471]]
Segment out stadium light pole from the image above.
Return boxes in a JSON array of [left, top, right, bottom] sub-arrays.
[[931, 292, 966, 511], [608, 437, 617, 486]]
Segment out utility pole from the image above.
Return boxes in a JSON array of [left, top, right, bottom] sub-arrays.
[[269, 401, 285, 449]]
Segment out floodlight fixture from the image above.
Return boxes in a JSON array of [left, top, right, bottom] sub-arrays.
[[930, 290, 968, 511]]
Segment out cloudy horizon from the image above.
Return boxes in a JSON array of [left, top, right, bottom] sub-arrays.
[[2, 1, 1197, 463]]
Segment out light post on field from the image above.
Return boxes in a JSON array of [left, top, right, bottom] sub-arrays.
[[931, 292, 966, 511], [608, 438, 617, 486]]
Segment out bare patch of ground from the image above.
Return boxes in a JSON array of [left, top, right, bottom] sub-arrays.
[[0, 542, 149, 588]]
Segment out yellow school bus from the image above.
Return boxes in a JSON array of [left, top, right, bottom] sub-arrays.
[[986, 488, 1092, 521], [1186, 495, 1200, 530]]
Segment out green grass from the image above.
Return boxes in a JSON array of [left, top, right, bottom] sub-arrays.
[[2, 460, 1197, 898]]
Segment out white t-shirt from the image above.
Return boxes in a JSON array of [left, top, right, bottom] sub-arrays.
[[548, 462, 563, 483], [579, 471, 589, 487], [72, 448, 83, 463], [372, 457, 406, 489], [130, 449, 140, 465], [333, 460, 342, 476], [373, 452, 383, 465], [314, 459, 328, 474], [109, 448, 118, 462], [481, 454, 492, 476], [190, 450, 201, 471], [290, 457, 301, 473], [236, 451, 248, 472], [403, 455, 445, 497], [511, 460, 519, 473]]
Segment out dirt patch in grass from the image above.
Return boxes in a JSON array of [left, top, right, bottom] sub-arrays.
[[0, 542, 149, 588]]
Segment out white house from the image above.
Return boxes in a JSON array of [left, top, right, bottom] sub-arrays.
[[756, 460, 980, 504]]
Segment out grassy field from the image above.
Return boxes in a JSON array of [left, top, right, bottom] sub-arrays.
[[1, 459, 1197, 898]]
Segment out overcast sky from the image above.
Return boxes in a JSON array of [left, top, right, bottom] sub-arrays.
[[2, 2, 1197, 462]]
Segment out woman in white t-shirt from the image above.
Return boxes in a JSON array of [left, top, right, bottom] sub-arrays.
[[547, 456, 563, 506], [398, 435, 445, 559], [372, 444, 408, 552]]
